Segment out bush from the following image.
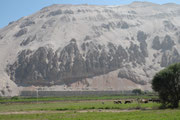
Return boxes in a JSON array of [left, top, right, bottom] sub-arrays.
[[132, 89, 142, 95], [152, 63, 180, 108], [11, 96, 19, 100]]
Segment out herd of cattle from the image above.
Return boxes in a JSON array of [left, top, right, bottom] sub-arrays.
[[113, 98, 161, 104]]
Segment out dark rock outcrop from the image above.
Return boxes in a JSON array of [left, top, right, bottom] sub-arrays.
[[137, 31, 148, 57], [0, 35, 3, 40], [152, 36, 161, 50], [47, 9, 62, 17], [161, 48, 180, 67], [128, 42, 146, 65], [161, 35, 175, 51], [117, 21, 129, 29], [42, 19, 56, 29], [64, 9, 74, 14], [14, 28, 28, 37], [163, 20, 177, 31], [20, 19, 35, 28], [20, 35, 36, 46]]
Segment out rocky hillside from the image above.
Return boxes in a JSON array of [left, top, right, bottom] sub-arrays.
[[1, 2, 180, 96]]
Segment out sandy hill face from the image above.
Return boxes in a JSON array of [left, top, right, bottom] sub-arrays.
[[1, 2, 180, 96]]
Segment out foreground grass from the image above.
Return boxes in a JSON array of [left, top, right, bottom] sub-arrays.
[[0, 109, 180, 120]]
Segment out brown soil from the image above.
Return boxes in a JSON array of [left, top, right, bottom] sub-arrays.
[[0, 109, 140, 115]]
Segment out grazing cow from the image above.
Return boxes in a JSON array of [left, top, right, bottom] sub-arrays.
[[124, 100, 133, 104], [114, 100, 122, 104], [140, 99, 149, 103], [118, 101, 122, 104], [113, 101, 118, 104], [148, 99, 153, 102]]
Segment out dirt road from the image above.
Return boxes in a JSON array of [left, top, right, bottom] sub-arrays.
[[0, 109, 140, 115]]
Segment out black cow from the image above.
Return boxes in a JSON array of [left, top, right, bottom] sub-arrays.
[[114, 100, 122, 104], [124, 100, 133, 104]]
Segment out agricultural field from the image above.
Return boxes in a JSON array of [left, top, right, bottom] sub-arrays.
[[0, 94, 157, 103], [0, 95, 179, 120], [1, 110, 180, 120]]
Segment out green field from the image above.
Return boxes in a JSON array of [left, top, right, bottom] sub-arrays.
[[1, 110, 180, 120], [0, 100, 160, 112], [0, 95, 179, 120], [0, 94, 157, 103]]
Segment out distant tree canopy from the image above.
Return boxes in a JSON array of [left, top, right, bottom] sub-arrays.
[[152, 63, 180, 108], [132, 89, 142, 95]]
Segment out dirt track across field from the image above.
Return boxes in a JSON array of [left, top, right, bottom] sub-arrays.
[[0, 109, 140, 115]]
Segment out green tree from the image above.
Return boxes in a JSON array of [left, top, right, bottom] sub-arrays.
[[152, 63, 180, 108], [132, 89, 142, 95]]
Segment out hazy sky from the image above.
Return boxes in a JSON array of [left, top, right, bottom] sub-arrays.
[[0, 0, 180, 28]]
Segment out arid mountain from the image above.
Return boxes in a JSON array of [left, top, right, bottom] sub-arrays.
[[1, 2, 180, 96]]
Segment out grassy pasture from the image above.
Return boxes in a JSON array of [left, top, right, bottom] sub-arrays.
[[0, 110, 180, 120], [0, 94, 157, 103], [0, 100, 160, 112], [0, 95, 179, 120]]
